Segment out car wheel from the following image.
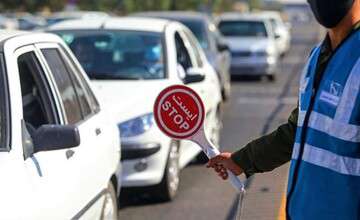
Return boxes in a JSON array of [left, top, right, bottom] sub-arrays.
[[155, 141, 180, 201], [267, 74, 276, 82], [221, 85, 231, 101], [100, 182, 118, 220]]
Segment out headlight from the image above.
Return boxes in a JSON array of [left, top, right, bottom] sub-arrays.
[[118, 113, 154, 138]]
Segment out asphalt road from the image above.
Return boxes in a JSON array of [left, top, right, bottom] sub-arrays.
[[119, 19, 321, 220]]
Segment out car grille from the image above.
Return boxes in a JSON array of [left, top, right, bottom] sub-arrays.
[[231, 51, 252, 57]]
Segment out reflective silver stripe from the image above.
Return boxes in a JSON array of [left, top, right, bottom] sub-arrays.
[[335, 58, 360, 123], [297, 110, 360, 142], [292, 143, 360, 176], [297, 110, 306, 127], [292, 143, 300, 159], [308, 111, 360, 142]]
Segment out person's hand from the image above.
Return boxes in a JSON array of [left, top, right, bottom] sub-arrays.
[[206, 152, 243, 180]]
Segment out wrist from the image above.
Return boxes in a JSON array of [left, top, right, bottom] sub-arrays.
[[231, 148, 254, 177]]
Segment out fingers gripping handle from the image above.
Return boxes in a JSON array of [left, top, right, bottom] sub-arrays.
[[191, 130, 245, 192], [206, 146, 245, 192]]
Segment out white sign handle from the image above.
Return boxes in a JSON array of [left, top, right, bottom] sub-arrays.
[[191, 128, 245, 193]]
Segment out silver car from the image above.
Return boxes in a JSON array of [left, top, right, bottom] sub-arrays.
[[218, 13, 280, 81]]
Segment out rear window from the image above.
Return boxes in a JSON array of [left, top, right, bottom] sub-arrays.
[[218, 20, 268, 37]]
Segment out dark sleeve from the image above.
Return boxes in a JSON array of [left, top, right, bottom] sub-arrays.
[[231, 107, 298, 177]]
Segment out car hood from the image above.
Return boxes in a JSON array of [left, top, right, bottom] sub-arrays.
[[224, 37, 270, 52], [91, 79, 172, 123]]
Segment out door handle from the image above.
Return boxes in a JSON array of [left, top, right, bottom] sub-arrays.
[[95, 128, 102, 136]]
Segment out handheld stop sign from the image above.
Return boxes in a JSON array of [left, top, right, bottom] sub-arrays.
[[154, 85, 245, 193]]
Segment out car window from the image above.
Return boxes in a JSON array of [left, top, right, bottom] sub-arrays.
[[55, 47, 93, 118], [178, 19, 209, 50], [41, 48, 83, 124], [218, 20, 268, 37], [18, 51, 57, 129], [175, 32, 193, 71], [183, 30, 203, 67], [54, 30, 166, 80], [60, 47, 100, 113]]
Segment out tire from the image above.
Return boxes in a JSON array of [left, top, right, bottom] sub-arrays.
[[195, 151, 209, 164], [155, 141, 180, 202], [100, 182, 118, 220], [267, 74, 276, 82], [221, 83, 231, 101]]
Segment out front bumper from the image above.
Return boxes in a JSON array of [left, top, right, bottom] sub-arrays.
[[120, 128, 171, 187], [230, 55, 278, 75]]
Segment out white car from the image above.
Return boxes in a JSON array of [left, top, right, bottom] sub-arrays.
[[218, 13, 280, 81], [0, 31, 120, 219], [256, 11, 291, 56], [48, 17, 223, 201], [46, 11, 110, 26]]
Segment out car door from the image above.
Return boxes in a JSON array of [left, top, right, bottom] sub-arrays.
[[181, 28, 220, 113], [174, 29, 207, 100], [180, 28, 223, 147], [6, 45, 77, 219], [35, 42, 118, 219], [173, 29, 218, 162]]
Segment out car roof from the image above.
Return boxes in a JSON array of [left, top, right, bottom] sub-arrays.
[[254, 11, 283, 20], [132, 11, 211, 22], [0, 30, 28, 43], [49, 11, 110, 19], [218, 12, 269, 22], [0, 30, 62, 52], [47, 17, 173, 33]]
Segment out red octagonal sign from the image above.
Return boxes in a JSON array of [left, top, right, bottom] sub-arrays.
[[154, 85, 205, 139]]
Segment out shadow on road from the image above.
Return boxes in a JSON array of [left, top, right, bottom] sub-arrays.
[[231, 75, 262, 82], [119, 188, 168, 209]]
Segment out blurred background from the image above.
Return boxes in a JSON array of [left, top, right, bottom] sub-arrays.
[[0, 0, 320, 219], [0, 0, 312, 30]]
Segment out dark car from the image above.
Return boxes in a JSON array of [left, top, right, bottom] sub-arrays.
[[133, 11, 231, 100]]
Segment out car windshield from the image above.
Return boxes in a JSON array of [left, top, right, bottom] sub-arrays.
[[219, 20, 268, 37], [53, 30, 166, 80], [179, 20, 209, 50]]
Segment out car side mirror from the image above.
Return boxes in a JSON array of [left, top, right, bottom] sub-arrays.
[[217, 42, 229, 52], [33, 125, 80, 153], [184, 67, 205, 84]]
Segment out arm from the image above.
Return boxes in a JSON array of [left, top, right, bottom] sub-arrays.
[[207, 107, 298, 179], [232, 107, 298, 176]]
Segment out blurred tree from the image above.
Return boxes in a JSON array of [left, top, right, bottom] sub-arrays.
[[123, 0, 171, 12], [248, 0, 261, 10], [0, 0, 65, 12], [77, 0, 121, 11], [121, 0, 236, 13], [0, 0, 236, 13]]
